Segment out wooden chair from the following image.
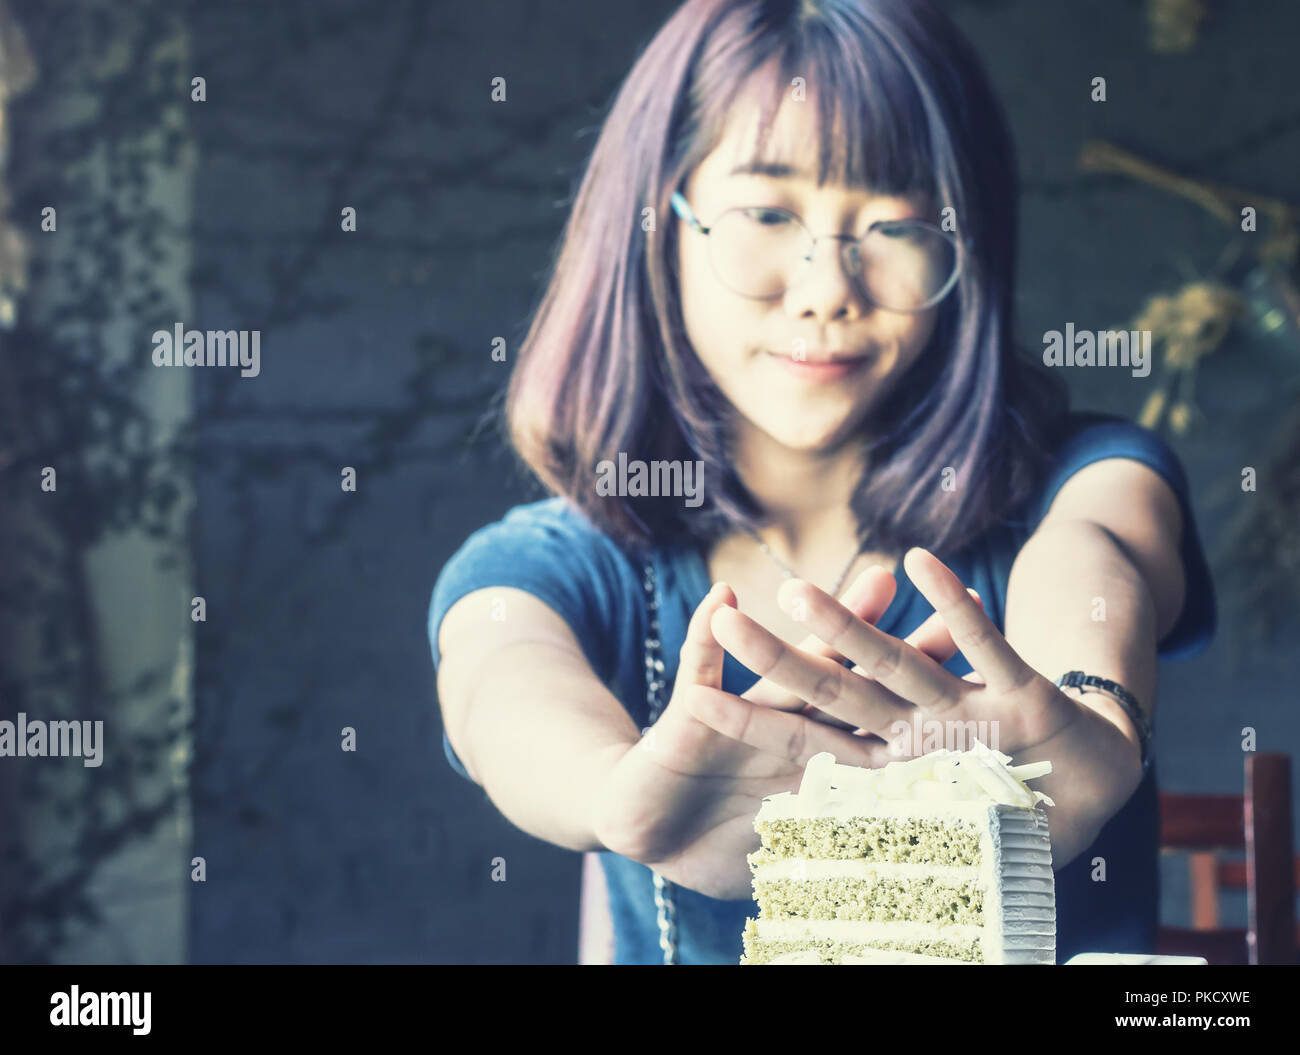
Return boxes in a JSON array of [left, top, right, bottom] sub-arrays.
[[1157, 752, 1297, 964]]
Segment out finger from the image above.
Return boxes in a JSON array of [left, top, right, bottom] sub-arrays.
[[794, 585, 979, 731], [801, 706, 864, 732], [676, 582, 735, 693], [902, 588, 983, 665], [902, 548, 1033, 696], [776, 577, 962, 715], [687, 689, 883, 769], [742, 565, 896, 708], [711, 604, 912, 733], [791, 564, 897, 659]]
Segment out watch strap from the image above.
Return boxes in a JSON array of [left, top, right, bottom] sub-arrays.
[[1055, 670, 1152, 774]]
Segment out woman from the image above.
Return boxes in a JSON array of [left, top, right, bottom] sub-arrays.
[[429, 0, 1215, 964]]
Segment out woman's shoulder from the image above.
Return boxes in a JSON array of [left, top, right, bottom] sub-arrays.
[[446, 495, 601, 545], [1031, 410, 1194, 522], [435, 495, 645, 590], [429, 496, 644, 675], [1022, 409, 1216, 660], [1049, 408, 1171, 455]]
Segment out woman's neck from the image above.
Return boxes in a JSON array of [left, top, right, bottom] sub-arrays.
[[730, 422, 868, 571]]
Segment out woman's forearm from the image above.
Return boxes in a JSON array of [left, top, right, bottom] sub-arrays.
[[454, 639, 640, 853], [1015, 700, 1144, 867], [1003, 519, 1160, 863]]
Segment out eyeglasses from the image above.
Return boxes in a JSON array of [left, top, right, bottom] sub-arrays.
[[670, 190, 965, 313]]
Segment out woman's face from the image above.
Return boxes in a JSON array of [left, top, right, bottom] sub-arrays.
[[676, 95, 942, 455]]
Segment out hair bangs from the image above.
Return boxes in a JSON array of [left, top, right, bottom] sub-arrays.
[[691, 14, 939, 203]]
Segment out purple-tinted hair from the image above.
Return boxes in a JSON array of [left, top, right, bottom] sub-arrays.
[[500, 0, 1068, 556]]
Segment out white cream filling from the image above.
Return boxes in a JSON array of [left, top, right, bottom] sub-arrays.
[[766, 948, 975, 966], [753, 919, 986, 943], [751, 859, 981, 882], [838, 948, 976, 965]]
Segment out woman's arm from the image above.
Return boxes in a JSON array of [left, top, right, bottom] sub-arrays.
[[437, 586, 640, 852], [1003, 457, 1188, 859]]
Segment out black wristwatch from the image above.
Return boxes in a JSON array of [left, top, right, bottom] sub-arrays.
[[1055, 670, 1152, 776]]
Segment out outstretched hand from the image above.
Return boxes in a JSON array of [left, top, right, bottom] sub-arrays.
[[591, 578, 893, 899], [695, 548, 1082, 768], [739, 562, 987, 733]]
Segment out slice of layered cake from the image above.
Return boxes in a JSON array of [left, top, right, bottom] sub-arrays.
[[741, 741, 1056, 965]]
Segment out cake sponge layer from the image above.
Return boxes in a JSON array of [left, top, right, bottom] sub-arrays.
[[754, 874, 985, 925], [756, 816, 981, 864]]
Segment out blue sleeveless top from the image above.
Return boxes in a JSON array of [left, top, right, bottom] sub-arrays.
[[428, 412, 1216, 964]]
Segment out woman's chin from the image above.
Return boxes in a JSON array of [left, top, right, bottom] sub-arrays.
[[764, 418, 864, 454], [727, 394, 877, 455]]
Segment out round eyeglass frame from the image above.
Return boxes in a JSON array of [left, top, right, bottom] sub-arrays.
[[669, 190, 968, 313]]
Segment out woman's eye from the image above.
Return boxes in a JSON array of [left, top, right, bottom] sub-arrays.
[[876, 223, 922, 241], [740, 208, 791, 226]]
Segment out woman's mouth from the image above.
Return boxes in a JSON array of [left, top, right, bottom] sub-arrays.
[[765, 350, 872, 382]]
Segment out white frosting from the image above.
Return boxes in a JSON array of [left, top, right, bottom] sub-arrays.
[[761, 742, 1054, 816], [976, 804, 1056, 964], [756, 794, 996, 823]]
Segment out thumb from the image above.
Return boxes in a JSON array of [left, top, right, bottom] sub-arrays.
[[675, 581, 735, 692]]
